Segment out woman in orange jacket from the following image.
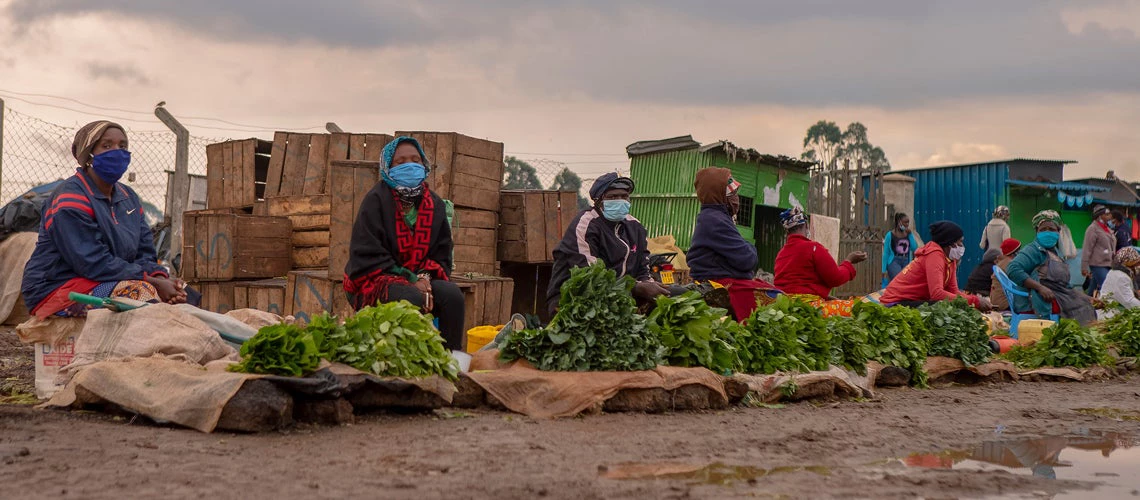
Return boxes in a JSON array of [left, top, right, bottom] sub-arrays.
[[880, 221, 992, 312]]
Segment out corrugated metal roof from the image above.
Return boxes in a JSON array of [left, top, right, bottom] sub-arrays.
[[1005, 179, 1109, 192], [895, 158, 1077, 173], [697, 140, 816, 172], [1093, 198, 1140, 208], [626, 135, 701, 156]]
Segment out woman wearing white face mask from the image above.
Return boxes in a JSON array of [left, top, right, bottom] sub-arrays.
[[880, 221, 992, 312]]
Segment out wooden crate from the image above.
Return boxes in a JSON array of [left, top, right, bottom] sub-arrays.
[[451, 208, 497, 275], [500, 262, 555, 323], [329, 160, 380, 278], [233, 278, 287, 316], [266, 194, 331, 270], [285, 270, 352, 325], [264, 133, 393, 199], [452, 275, 514, 330], [205, 139, 272, 209], [395, 131, 504, 211], [181, 211, 292, 281], [194, 281, 237, 314], [498, 190, 579, 263]]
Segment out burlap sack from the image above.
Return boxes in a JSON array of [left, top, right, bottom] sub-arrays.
[[61, 303, 237, 382], [924, 357, 1018, 383], [16, 315, 85, 346], [0, 232, 38, 324], [647, 235, 689, 271], [732, 364, 880, 403]]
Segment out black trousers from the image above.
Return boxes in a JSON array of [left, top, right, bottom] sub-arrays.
[[386, 280, 465, 351]]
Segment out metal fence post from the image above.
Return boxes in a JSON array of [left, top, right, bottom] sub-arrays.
[[0, 98, 6, 195], [155, 105, 189, 274], [325, 122, 344, 133]]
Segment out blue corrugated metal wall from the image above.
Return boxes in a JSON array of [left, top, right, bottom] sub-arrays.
[[897, 162, 1011, 285]]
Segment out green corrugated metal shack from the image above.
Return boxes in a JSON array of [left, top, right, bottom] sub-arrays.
[[626, 135, 813, 272]]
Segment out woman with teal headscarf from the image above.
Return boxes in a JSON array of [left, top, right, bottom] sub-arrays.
[[1006, 210, 1096, 326], [343, 136, 465, 350]]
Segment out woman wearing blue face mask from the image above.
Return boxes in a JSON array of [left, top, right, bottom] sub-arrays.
[[344, 136, 465, 350], [547, 172, 675, 315], [1006, 210, 1096, 326], [21, 120, 189, 319]]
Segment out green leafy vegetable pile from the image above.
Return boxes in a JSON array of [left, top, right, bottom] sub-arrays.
[[1102, 308, 1140, 358], [229, 323, 322, 376], [827, 316, 870, 375], [852, 301, 931, 387], [499, 263, 662, 371], [736, 295, 831, 374], [647, 291, 740, 373], [918, 297, 992, 366], [316, 302, 459, 380], [1002, 319, 1112, 369]]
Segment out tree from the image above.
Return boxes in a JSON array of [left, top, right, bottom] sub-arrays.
[[801, 120, 842, 169], [503, 156, 542, 190], [838, 122, 891, 171], [549, 167, 590, 210]]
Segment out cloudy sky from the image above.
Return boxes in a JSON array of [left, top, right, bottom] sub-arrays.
[[2, 0, 1139, 182]]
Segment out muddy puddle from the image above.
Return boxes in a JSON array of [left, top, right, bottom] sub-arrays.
[[903, 428, 1139, 498]]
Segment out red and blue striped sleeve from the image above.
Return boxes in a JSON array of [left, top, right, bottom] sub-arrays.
[[45, 195, 147, 283]]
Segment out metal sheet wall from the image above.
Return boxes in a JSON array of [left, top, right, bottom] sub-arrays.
[[898, 163, 1010, 285]]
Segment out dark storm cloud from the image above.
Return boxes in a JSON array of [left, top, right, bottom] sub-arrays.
[[86, 62, 152, 85], [6, 0, 1138, 107]]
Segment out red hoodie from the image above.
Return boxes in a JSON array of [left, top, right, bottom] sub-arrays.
[[880, 241, 979, 306], [774, 234, 856, 297]]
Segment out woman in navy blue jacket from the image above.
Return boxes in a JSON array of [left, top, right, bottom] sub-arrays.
[[22, 120, 187, 318]]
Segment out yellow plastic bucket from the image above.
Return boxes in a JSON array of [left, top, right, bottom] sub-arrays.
[[1017, 319, 1054, 346], [466, 325, 503, 354]]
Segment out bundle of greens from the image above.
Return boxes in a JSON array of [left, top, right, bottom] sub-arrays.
[[852, 301, 931, 387], [737, 295, 830, 374], [1101, 307, 1140, 357], [229, 323, 323, 376], [646, 291, 740, 373], [1003, 319, 1112, 369], [499, 263, 661, 371], [319, 302, 459, 380], [827, 316, 871, 375], [918, 298, 992, 366]]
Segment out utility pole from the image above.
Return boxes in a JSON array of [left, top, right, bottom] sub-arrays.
[[326, 122, 344, 133], [0, 98, 6, 199], [155, 104, 189, 275]]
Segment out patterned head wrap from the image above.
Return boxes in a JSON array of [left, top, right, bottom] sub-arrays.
[[780, 206, 808, 230], [380, 136, 431, 201], [1031, 210, 1062, 230], [72, 120, 126, 167], [994, 205, 1010, 219], [1115, 247, 1140, 268]]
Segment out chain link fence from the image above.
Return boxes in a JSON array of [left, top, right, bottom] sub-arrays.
[[1, 105, 229, 224]]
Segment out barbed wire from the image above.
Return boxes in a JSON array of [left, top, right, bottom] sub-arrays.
[[1, 106, 230, 221]]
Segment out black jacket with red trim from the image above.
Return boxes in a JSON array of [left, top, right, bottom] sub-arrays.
[[21, 169, 165, 312], [344, 183, 454, 282], [546, 208, 651, 310]]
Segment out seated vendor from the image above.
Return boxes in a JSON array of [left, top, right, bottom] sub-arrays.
[[773, 206, 867, 316], [964, 248, 1002, 296], [22, 120, 188, 319], [989, 238, 1022, 311], [687, 167, 778, 320], [1100, 247, 1140, 310], [880, 221, 991, 312], [1006, 210, 1095, 325], [547, 173, 678, 314], [343, 136, 465, 350]]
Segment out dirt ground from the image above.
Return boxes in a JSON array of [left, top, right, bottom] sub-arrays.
[[2, 327, 1139, 500]]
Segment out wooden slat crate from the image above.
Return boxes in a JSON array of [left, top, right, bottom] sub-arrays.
[[233, 278, 287, 316], [285, 270, 353, 325], [452, 274, 514, 331], [266, 194, 331, 270], [181, 211, 292, 281], [395, 131, 504, 212], [451, 207, 498, 275], [329, 160, 380, 278], [500, 262, 555, 323], [194, 281, 237, 314], [264, 133, 393, 199], [498, 190, 579, 263], [205, 139, 272, 209]]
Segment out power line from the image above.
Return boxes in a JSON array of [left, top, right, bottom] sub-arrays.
[[507, 151, 627, 157]]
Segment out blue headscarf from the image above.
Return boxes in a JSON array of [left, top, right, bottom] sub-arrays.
[[380, 136, 431, 201]]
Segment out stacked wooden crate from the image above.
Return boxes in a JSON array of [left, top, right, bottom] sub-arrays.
[[496, 190, 581, 322], [395, 131, 504, 276], [181, 209, 292, 314], [266, 195, 331, 270], [204, 139, 273, 212]]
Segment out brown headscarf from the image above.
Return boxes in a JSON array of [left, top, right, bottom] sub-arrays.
[[695, 167, 733, 205], [71, 120, 126, 167]]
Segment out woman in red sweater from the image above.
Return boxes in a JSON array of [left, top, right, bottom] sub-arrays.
[[773, 207, 866, 316], [880, 221, 992, 312]]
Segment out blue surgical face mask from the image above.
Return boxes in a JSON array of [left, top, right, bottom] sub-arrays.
[[1036, 230, 1060, 249], [387, 162, 427, 188], [601, 199, 631, 222], [91, 149, 131, 184]]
